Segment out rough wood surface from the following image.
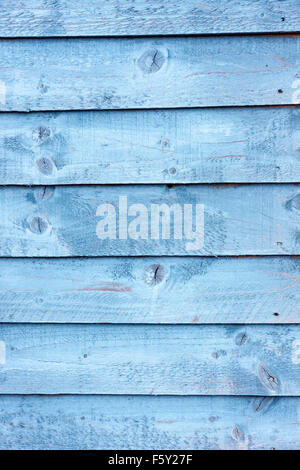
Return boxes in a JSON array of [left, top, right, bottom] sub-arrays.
[[0, 324, 299, 395], [1, 107, 299, 184], [0, 184, 299, 256], [0, 36, 299, 111], [0, 256, 299, 324], [0, 395, 299, 450], [0, 1, 299, 37], [1, 1, 300, 453]]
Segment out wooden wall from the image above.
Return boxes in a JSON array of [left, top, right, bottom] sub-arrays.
[[0, 0, 299, 450]]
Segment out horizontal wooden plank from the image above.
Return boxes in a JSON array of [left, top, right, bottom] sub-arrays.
[[0, 1, 299, 37], [0, 36, 299, 111], [1, 107, 300, 184], [0, 184, 299, 257], [0, 256, 299, 323], [0, 324, 299, 395], [0, 395, 299, 450]]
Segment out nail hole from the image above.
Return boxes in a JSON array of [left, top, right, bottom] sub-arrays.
[[278, 89, 283, 94], [281, 17, 285, 22], [273, 312, 279, 317]]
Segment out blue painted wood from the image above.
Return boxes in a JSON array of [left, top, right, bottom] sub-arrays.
[[1, 107, 299, 184], [0, 184, 299, 256], [0, 36, 299, 111], [0, 1, 299, 36], [0, 395, 299, 450], [0, 256, 299, 324], [0, 324, 299, 395], [0, 4, 299, 452]]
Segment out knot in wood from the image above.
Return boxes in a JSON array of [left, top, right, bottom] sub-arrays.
[[144, 264, 165, 286], [138, 49, 165, 74], [36, 158, 53, 175], [30, 216, 48, 234]]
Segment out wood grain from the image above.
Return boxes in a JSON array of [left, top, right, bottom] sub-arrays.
[[0, 395, 299, 450], [1, 107, 300, 184], [0, 36, 299, 111], [0, 324, 299, 395], [0, 256, 299, 324], [0, 1, 299, 37], [0, 184, 299, 256], [1, 1, 300, 453]]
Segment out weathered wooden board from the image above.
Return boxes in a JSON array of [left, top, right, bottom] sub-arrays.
[[1, 1, 300, 454], [0, 36, 299, 111], [0, 1, 299, 37], [0, 256, 299, 324], [0, 324, 299, 395], [0, 395, 299, 450], [0, 184, 299, 257], [1, 107, 300, 184]]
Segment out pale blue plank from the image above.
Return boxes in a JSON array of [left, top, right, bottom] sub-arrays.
[[0, 256, 298, 323], [0, 395, 299, 449], [0, 184, 299, 256], [0, 324, 299, 395], [1, 107, 299, 184], [0, 1, 299, 36], [0, 36, 299, 110]]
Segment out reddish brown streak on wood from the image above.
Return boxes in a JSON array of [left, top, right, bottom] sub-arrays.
[[74, 286, 132, 293], [71, 282, 132, 293], [209, 155, 248, 159], [156, 420, 175, 424], [184, 55, 289, 79]]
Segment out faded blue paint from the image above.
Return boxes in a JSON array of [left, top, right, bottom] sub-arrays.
[[0, 0, 299, 451], [0, 323, 299, 395], [0, 395, 299, 450], [0, 256, 298, 324], [0, 36, 299, 111], [0, 0, 299, 36], [0, 107, 299, 184], [0, 184, 299, 256]]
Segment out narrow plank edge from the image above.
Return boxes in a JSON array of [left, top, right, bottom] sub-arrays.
[[0, 1, 299, 37]]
